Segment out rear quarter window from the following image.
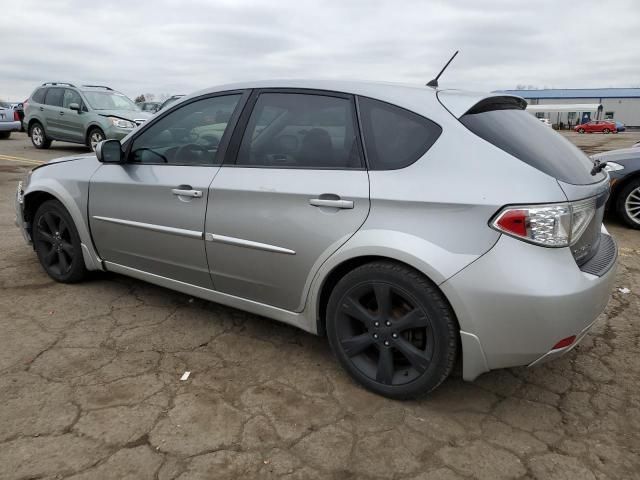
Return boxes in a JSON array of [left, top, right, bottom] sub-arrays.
[[460, 100, 604, 185], [358, 97, 442, 170], [32, 88, 47, 104]]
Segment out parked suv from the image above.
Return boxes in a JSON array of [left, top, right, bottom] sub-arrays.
[[15, 80, 617, 398], [23, 83, 152, 151]]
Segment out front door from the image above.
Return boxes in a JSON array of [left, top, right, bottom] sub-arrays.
[[59, 89, 85, 143], [206, 90, 370, 311], [89, 93, 246, 287]]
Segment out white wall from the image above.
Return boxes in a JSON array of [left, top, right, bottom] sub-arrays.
[[524, 97, 640, 127]]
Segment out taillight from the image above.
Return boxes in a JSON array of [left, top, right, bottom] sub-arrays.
[[13, 110, 20, 121], [491, 197, 596, 247]]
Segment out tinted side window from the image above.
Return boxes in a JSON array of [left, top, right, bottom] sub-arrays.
[[63, 89, 82, 109], [130, 94, 241, 165], [460, 107, 603, 185], [358, 97, 442, 170], [44, 88, 64, 107], [236, 93, 362, 169], [32, 88, 47, 104]]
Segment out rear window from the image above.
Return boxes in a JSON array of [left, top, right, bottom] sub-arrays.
[[460, 100, 604, 185], [32, 88, 47, 104], [358, 97, 442, 170]]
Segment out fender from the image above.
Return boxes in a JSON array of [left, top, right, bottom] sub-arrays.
[[23, 159, 104, 271]]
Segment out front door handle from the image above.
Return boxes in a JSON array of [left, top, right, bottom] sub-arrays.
[[309, 198, 354, 209], [59, 111, 65, 116], [171, 188, 202, 198]]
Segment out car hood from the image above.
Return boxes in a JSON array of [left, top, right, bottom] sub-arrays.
[[39, 153, 97, 168], [95, 110, 152, 121], [591, 147, 640, 163]]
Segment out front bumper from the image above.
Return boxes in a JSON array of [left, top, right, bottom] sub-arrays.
[[441, 226, 617, 379], [15, 181, 32, 244], [0, 120, 21, 132]]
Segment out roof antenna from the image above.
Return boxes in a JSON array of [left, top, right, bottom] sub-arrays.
[[426, 50, 459, 88]]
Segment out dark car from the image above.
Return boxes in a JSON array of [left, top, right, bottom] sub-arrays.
[[592, 148, 640, 228], [137, 101, 161, 113]]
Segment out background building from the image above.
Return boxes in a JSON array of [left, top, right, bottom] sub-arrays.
[[498, 88, 640, 128]]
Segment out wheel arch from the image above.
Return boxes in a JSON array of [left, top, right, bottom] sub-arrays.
[[611, 171, 640, 206], [27, 117, 45, 136], [23, 184, 103, 271]]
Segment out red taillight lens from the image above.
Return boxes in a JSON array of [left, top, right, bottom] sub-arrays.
[[552, 335, 576, 350], [13, 111, 20, 121], [495, 209, 527, 237]]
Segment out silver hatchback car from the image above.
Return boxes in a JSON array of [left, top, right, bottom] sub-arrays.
[[15, 80, 617, 398]]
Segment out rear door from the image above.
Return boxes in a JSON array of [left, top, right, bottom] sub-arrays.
[[42, 88, 65, 138], [205, 90, 370, 311], [89, 92, 247, 287]]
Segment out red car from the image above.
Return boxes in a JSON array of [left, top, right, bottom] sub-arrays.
[[574, 120, 616, 134]]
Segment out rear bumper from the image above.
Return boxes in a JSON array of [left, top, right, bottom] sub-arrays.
[[441, 226, 617, 380], [0, 120, 21, 132]]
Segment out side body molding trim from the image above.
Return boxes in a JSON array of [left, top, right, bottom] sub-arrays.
[[92, 216, 203, 239], [205, 233, 296, 255]]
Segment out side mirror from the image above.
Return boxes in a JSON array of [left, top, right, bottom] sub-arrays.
[[95, 139, 123, 163], [69, 103, 81, 112]]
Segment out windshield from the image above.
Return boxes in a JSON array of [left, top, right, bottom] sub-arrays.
[[0, 101, 11, 109], [82, 91, 139, 111]]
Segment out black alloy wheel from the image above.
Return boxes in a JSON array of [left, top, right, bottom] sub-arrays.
[[33, 200, 87, 282], [327, 261, 457, 399]]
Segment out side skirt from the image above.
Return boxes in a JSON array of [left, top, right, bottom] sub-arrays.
[[103, 261, 314, 334]]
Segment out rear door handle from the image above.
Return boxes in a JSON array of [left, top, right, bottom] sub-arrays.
[[309, 198, 354, 209], [59, 111, 64, 116], [171, 188, 202, 198], [39, 107, 44, 111]]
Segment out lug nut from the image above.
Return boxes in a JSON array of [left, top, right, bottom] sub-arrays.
[[384, 340, 390, 346], [373, 333, 379, 339], [392, 333, 398, 338], [385, 321, 392, 326], [374, 321, 380, 327]]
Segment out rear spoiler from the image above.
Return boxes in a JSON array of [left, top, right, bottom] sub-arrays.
[[436, 90, 527, 118]]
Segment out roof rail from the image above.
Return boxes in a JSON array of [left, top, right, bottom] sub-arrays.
[[82, 85, 113, 91], [42, 82, 76, 87]]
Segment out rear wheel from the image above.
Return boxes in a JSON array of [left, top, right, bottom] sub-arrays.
[[0, 131, 10, 139], [87, 128, 105, 151], [603, 128, 610, 134], [616, 178, 640, 229], [326, 261, 458, 399], [578, 128, 585, 133], [30, 122, 51, 149], [33, 200, 87, 283]]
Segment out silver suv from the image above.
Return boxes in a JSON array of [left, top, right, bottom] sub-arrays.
[[23, 82, 151, 151], [15, 80, 617, 398]]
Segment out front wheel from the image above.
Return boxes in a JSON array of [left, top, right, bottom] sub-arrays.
[[326, 261, 458, 399], [87, 128, 105, 151], [33, 199, 87, 283], [616, 179, 640, 229], [578, 128, 585, 133]]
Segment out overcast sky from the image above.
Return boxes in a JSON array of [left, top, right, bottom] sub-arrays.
[[2, 0, 639, 101]]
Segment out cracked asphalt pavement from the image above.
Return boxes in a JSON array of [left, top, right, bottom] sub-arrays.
[[1, 131, 639, 479]]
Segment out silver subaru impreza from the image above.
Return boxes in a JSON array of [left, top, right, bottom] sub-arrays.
[[15, 80, 617, 399]]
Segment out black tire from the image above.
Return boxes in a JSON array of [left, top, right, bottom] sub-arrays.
[[616, 178, 640, 229], [603, 128, 610, 134], [87, 128, 105, 151], [30, 122, 51, 149], [326, 261, 458, 399], [33, 199, 87, 283], [0, 131, 10, 139], [578, 128, 585, 133]]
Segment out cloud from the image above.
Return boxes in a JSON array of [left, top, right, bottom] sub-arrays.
[[1, 0, 638, 101]]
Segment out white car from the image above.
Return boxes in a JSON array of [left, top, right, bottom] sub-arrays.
[[0, 101, 21, 139], [539, 118, 552, 127]]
